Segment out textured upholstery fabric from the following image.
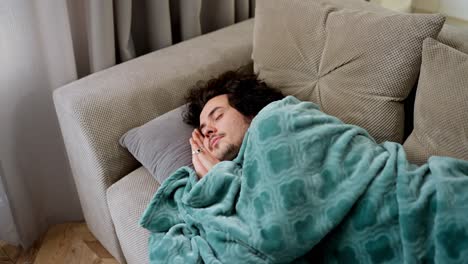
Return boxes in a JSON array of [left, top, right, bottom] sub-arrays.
[[119, 106, 193, 185], [253, 0, 445, 143], [403, 38, 468, 165], [53, 4, 468, 262], [107, 167, 159, 264], [404, 23, 468, 139], [53, 19, 254, 263], [438, 23, 468, 54]]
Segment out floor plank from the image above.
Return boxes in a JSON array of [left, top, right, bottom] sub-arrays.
[[0, 241, 21, 264], [32, 222, 118, 264], [0, 223, 111, 264], [1, 239, 40, 264]]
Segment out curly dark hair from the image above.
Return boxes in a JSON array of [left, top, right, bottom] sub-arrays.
[[183, 68, 285, 127]]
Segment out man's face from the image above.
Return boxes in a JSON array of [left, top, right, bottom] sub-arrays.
[[199, 94, 251, 161]]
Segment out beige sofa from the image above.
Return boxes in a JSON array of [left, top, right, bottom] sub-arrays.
[[53, 5, 468, 264]]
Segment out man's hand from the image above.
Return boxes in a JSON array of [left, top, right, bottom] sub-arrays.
[[190, 129, 220, 178]]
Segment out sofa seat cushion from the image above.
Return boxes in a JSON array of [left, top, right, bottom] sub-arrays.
[[403, 38, 468, 164], [107, 167, 159, 264], [253, 0, 445, 143]]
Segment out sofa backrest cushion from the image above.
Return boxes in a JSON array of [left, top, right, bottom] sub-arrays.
[[438, 23, 468, 54], [404, 23, 468, 137], [252, 0, 445, 143], [403, 38, 468, 164]]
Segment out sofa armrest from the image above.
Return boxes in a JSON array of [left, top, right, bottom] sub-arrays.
[[53, 19, 254, 262]]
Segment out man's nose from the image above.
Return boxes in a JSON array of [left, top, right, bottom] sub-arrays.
[[206, 125, 216, 137]]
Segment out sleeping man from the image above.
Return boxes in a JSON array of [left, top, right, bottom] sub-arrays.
[[140, 70, 468, 264], [183, 70, 285, 178]]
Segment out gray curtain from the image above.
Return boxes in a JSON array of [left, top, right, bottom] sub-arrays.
[[0, 162, 20, 245], [0, 0, 255, 249], [68, 0, 256, 77], [1, 0, 81, 249]]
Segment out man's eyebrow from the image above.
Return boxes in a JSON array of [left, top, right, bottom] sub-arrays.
[[199, 106, 222, 132]]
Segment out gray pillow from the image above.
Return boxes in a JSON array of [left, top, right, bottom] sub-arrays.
[[252, 0, 445, 143], [403, 38, 468, 165], [119, 106, 193, 184]]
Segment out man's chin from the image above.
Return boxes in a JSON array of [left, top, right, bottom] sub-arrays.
[[217, 144, 239, 161]]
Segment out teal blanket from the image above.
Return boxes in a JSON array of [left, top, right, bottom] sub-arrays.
[[140, 96, 468, 263]]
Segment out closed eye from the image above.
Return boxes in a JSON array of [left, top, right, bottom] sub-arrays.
[[215, 114, 223, 121]]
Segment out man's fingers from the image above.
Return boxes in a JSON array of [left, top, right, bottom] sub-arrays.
[[194, 128, 203, 138], [190, 137, 208, 178], [203, 136, 211, 151], [192, 130, 204, 148], [190, 137, 204, 155], [193, 152, 209, 178], [196, 161, 208, 178], [190, 134, 220, 177], [196, 148, 220, 171], [189, 138, 197, 151]]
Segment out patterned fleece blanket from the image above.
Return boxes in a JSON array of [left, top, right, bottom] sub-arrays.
[[140, 96, 468, 263]]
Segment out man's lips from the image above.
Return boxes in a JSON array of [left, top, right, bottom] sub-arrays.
[[210, 136, 222, 148]]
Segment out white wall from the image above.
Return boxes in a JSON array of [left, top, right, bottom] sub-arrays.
[[439, 0, 468, 20], [380, 0, 413, 12], [412, 0, 439, 12], [413, 0, 468, 20]]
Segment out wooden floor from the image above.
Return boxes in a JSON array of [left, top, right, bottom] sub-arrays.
[[0, 223, 118, 264]]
